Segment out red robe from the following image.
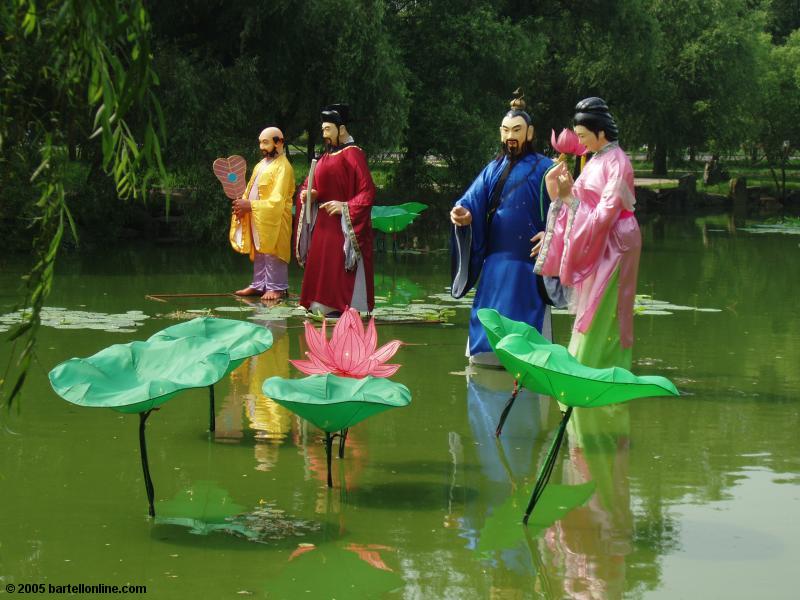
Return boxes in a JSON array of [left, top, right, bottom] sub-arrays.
[[295, 144, 375, 312]]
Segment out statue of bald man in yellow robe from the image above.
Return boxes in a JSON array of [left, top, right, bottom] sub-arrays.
[[231, 127, 295, 301]]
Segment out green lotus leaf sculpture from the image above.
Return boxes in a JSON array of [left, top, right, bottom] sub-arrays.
[[49, 337, 230, 413], [148, 317, 273, 431], [494, 334, 679, 408], [371, 202, 428, 234], [262, 374, 411, 486], [148, 316, 272, 366], [48, 336, 231, 517], [480, 308, 679, 523]]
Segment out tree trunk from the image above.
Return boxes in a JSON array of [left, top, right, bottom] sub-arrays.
[[652, 143, 668, 176]]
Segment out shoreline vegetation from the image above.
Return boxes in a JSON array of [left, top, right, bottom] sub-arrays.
[[10, 151, 794, 253]]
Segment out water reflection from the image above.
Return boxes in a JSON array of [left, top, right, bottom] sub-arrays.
[[153, 480, 321, 543], [461, 366, 545, 584], [215, 320, 293, 460], [541, 405, 633, 599]]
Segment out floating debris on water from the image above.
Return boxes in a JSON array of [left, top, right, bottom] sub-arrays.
[[0, 308, 149, 333]]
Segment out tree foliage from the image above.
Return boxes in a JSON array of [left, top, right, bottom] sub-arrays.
[[0, 0, 166, 409]]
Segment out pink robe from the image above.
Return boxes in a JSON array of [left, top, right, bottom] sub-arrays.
[[537, 144, 640, 348]]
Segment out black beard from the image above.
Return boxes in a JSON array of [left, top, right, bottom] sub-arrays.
[[503, 142, 523, 157], [261, 149, 278, 158]]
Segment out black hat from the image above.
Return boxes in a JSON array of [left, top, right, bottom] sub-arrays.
[[321, 104, 349, 126]]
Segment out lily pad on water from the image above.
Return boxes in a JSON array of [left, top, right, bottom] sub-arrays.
[[213, 305, 255, 313], [550, 294, 722, 316], [247, 304, 308, 321], [0, 307, 148, 333]]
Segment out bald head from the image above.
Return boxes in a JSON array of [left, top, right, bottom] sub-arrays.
[[259, 126, 285, 158], [260, 126, 284, 141]]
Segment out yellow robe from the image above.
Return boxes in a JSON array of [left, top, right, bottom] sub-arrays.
[[229, 153, 295, 263]]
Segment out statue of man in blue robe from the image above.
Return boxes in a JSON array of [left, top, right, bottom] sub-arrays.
[[450, 91, 556, 365]]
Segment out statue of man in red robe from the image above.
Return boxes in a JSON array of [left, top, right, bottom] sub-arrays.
[[295, 104, 376, 317]]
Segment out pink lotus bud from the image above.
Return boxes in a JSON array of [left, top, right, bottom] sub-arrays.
[[550, 128, 587, 158]]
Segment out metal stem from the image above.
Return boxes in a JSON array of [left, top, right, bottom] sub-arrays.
[[324, 432, 334, 488], [495, 380, 520, 437], [208, 385, 216, 432], [523, 406, 573, 524], [338, 428, 349, 459], [139, 410, 155, 517]]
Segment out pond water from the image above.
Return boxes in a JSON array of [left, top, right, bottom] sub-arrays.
[[1, 214, 799, 599]]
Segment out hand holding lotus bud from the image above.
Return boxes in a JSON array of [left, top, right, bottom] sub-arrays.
[[550, 128, 587, 162]]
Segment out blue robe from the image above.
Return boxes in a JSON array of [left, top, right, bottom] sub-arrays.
[[452, 152, 553, 356]]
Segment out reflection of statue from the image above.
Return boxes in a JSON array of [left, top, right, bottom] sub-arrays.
[[544, 405, 633, 600], [466, 366, 545, 483], [461, 366, 548, 575], [214, 322, 294, 469], [248, 332, 292, 444], [450, 90, 555, 365]]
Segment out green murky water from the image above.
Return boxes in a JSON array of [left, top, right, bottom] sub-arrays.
[[1, 214, 799, 599]]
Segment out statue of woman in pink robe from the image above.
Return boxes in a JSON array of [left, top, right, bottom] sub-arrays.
[[535, 97, 641, 369]]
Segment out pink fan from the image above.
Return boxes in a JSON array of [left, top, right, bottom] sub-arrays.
[[212, 155, 247, 200]]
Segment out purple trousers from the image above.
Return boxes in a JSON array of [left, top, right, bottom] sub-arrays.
[[250, 253, 288, 292]]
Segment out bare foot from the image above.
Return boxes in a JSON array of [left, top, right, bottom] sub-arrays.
[[235, 287, 262, 297], [261, 290, 286, 301]]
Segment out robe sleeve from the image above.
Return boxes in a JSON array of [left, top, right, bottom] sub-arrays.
[[229, 169, 258, 255], [340, 147, 376, 269], [450, 162, 496, 298], [560, 153, 631, 285]]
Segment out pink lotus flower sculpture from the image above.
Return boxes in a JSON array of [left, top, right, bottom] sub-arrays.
[[290, 308, 403, 378], [551, 128, 588, 162]]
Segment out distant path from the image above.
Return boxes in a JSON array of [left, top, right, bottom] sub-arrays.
[[634, 177, 678, 186]]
